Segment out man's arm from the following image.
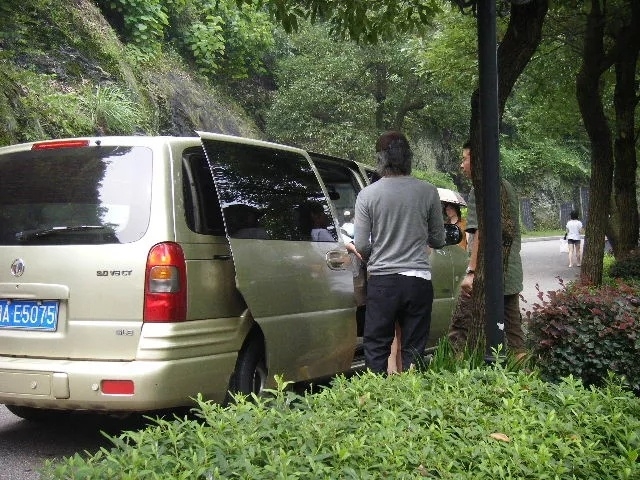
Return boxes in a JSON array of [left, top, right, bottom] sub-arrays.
[[460, 188, 478, 295], [460, 228, 479, 296], [353, 194, 372, 260]]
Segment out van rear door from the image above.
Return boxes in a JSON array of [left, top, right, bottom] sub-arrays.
[[0, 139, 155, 361], [198, 133, 356, 382]]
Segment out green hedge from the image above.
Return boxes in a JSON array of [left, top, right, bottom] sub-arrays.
[[42, 368, 640, 479], [609, 250, 640, 281], [526, 280, 640, 392]]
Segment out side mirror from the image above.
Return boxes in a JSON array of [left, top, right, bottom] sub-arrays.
[[444, 223, 463, 246]]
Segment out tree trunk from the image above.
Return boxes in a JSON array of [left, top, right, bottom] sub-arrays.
[[393, 79, 426, 130], [371, 62, 388, 131], [575, 0, 614, 286], [612, 0, 640, 259], [467, 0, 549, 350]]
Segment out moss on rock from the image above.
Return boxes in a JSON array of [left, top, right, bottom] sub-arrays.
[[0, 0, 260, 145]]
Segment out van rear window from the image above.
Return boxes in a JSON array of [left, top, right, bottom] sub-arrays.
[[0, 146, 152, 245]]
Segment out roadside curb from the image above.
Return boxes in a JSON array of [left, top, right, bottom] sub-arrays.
[[522, 236, 562, 243]]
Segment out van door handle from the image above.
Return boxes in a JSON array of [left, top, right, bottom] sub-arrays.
[[325, 250, 349, 270], [213, 254, 232, 261]]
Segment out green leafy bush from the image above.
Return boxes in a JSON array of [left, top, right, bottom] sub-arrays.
[[42, 368, 640, 479], [602, 252, 616, 283], [96, 0, 169, 56], [525, 281, 640, 392], [609, 249, 640, 281]]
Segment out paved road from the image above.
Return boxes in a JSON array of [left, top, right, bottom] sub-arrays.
[[0, 237, 581, 479], [520, 236, 580, 311], [0, 407, 145, 480]]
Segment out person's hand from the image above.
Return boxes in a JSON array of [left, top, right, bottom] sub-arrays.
[[460, 273, 474, 297], [346, 241, 362, 260]]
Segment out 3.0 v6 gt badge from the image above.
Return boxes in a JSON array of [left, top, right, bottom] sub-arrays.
[[97, 270, 133, 277]]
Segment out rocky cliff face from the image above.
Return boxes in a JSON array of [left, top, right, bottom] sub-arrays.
[[0, 0, 261, 146]]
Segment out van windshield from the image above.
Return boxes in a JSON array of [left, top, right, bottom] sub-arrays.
[[0, 145, 152, 245]]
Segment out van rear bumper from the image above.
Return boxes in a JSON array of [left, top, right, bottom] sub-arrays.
[[0, 353, 237, 412]]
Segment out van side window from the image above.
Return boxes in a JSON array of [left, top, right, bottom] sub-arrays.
[[182, 148, 225, 235], [312, 158, 362, 232], [201, 141, 337, 242]]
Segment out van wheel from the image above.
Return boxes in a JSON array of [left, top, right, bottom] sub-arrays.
[[230, 332, 267, 400], [5, 405, 64, 422]]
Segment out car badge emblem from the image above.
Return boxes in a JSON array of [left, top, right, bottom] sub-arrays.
[[10, 258, 25, 277]]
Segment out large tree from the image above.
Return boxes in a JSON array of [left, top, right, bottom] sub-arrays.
[[265, 22, 434, 160], [609, 1, 640, 262], [577, 0, 639, 285], [466, 0, 549, 350]]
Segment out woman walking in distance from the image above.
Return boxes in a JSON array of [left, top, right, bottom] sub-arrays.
[[565, 210, 584, 267]]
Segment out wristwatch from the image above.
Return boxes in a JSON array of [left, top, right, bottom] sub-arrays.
[[465, 267, 475, 275]]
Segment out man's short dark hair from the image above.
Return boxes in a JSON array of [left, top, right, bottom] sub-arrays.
[[462, 140, 472, 151], [375, 130, 413, 176]]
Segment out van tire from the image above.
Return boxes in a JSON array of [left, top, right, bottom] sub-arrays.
[[229, 331, 267, 400]]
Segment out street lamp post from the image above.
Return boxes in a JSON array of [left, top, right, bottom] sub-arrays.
[[477, 0, 505, 361]]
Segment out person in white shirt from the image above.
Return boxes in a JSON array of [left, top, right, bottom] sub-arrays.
[[565, 210, 584, 267]]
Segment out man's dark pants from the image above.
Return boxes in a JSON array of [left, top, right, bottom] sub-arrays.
[[364, 274, 434, 373]]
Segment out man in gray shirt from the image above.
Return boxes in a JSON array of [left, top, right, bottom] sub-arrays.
[[354, 131, 446, 374]]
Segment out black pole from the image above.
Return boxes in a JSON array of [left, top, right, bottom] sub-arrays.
[[477, 0, 505, 361]]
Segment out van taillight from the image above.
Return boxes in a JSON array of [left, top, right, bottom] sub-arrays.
[[143, 242, 187, 322], [31, 139, 90, 150]]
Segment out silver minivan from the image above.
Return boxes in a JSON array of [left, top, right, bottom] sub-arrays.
[[0, 133, 465, 419]]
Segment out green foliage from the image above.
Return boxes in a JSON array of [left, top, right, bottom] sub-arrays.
[[602, 252, 616, 283], [94, 0, 275, 78], [0, 0, 79, 54], [185, 17, 226, 75], [500, 137, 589, 230], [526, 281, 640, 392], [413, 168, 455, 189], [266, 21, 448, 162], [0, 1, 262, 145], [609, 250, 640, 281], [1, 71, 145, 142], [11, 71, 95, 141], [506, 28, 585, 142], [521, 229, 564, 238], [265, 22, 377, 159], [407, 8, 476, 135], [184, 0, 276, 79], [81, 84, 145, 134], [500, 138, 589, 182], [238, 0, 442, 42], [42, 366, 640, 479], [96, 0, 169, 57]]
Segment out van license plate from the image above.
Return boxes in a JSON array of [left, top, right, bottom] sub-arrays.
[[0, 300, 59, 332]]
